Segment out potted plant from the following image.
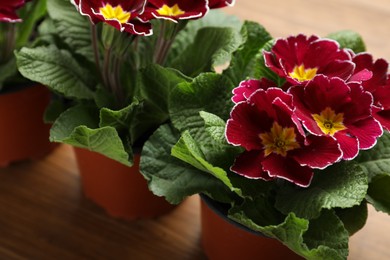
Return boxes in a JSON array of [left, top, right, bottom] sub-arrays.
[[0, 0, 56, 167], [15, 0, 241, 220], [140, 18, 390, 259]]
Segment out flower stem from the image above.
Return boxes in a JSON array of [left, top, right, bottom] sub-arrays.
[[153, 21, 167, 65], [153, 20, 188, 65], [90, 24, 106, 87], [3, 23, 16, 62], [103, 46, 112, 92]]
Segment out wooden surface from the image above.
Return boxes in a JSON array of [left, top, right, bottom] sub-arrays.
[[1, 0, 390, 259]]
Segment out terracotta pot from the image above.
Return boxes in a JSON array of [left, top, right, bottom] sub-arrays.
[[0, 85, 55, 167], [73, 147, 176, 220], [200, 195, 303, 260]]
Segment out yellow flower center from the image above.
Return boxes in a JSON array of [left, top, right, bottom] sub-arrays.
[[157, 4, 185, 16], [312, 107, 347, 136], [99, 3, 131, 24], [289, 64, 318, 82], [259, 122, 300, 157]]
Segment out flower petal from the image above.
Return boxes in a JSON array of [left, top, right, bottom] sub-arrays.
[[262, 154, 313, 187], [374, 108, 390, 132], [334, 131, 359, 160], [347, 118, 383, 150], [225, 102, 272, 150], [140, 0, 209, 22], [231, 150, 272, 180], [292, 135, 342, 169], [232, 78, 275, 103]]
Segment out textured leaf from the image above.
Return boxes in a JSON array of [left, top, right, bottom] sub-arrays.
[[47, 0, 94, 61], [171, 27, 242, 77], [167, 10, 241, 66], [50, 105, 130, 165], [199, 111, 226, 143], [223, 21, 272, 86], [169, 73, 234, 134], [275, 162, 368, 219], [16, 46, 95, 100], [140, 124, 232, 204], [229, 208, 348, 260], [99, 99, 140, 130], [335, 201, 368, 236], [327, 30, 366, 53], [302, 211, 349, 259], [172, 131, 240, 195], [356, 132, 390, 181], [169, 73, 238, 170], [366, 174, 390, 214], [130, 65, 191, 142]]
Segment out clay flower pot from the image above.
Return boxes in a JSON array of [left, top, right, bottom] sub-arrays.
[[200, 195, 303, 260], [73, 147, 176, 220], [0, 85, 55, 167]]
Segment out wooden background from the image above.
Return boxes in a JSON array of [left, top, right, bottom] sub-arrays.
[[1, 0, 390, 259]]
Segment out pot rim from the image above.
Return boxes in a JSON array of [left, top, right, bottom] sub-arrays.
[[0, 82, 40, 95], [200, 193, 268, 238]]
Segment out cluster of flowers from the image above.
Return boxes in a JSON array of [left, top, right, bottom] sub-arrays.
[[71, 0, 235, 35], [226, 34, 390, 187]]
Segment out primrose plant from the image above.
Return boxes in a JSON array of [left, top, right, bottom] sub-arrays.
[[140, 22, 390, 259], [15, 0, 241, 166]]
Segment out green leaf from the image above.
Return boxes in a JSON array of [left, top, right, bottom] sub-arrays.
[[223, 21, 272, 86], [169, 73, 238, 170], [366, 174, 390, 214], [302, 211, 349, 259], [99, 99, 140, 130], [0, 58, 17, 90], [229, 209, 348, 260], [130, 65, 191, 143], [140, 124, 232, 204], [335, 201, 368, 236], [199, 111, 226, 143], [93, 83, 116, 108], [169, 73, 234, 134], [171, 27, 242, 77], [275, 162, 368, 219], [356, 132, 390, 181], [229, 197, 285, 227], [172, 131, 240, 195], [16, 0, 47, 48], [16, 46, 95, 100], [50, 105, 130, 166], [167, 10, 242, 65], [47, 0, 94, 62], [43, 98, 68, 123], [327, 30, 366, 53]]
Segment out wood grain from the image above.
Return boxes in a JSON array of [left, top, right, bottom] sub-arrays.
[[1, 0, 389, 259]]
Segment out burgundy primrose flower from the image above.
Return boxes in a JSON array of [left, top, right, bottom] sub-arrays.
[[72, 0, 152, 35], [264, 34, 355, 86], [226, 88, 342, 187], [0, 0, 27, 22], [350, 52, 390, 131], [139, 0, 209, 23], [232, 78, 275, 103], [290, 75, 383, 160], [208, 0, 235, 9]]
